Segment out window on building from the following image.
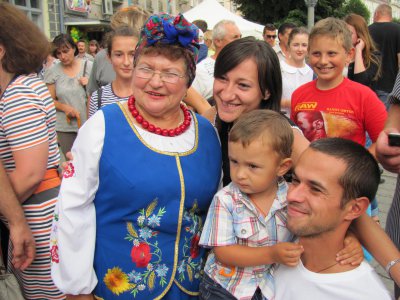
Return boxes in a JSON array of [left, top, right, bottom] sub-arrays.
[[8, 0, 43, 29]]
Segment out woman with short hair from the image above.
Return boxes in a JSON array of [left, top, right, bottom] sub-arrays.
[[0, 3, 63, 299]]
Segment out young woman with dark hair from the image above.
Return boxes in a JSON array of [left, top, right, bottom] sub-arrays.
[[203, 37, 309, 185]]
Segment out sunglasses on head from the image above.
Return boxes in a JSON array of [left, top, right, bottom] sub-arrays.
[[265, 35, 276, 39]]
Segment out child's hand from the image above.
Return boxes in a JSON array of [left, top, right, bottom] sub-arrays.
[[272, 242, 303, 267], [336, 234, 364, 266]]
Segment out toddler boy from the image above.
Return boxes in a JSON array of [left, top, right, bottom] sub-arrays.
[[199, 110, 302, 300]]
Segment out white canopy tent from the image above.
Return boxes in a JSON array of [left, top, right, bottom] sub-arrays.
[[183, 0, 264, 39]]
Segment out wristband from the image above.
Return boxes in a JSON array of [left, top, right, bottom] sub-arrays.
[[385, 258, 400, 279]]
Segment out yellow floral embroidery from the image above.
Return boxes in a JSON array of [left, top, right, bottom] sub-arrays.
[[103, 267, 131, 295]]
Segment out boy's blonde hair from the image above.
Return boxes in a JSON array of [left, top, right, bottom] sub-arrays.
[[229, 110, 293, 159], [309, 17, 353, 52]]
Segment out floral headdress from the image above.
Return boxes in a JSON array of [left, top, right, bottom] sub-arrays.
[[135, 13, 200, 86]]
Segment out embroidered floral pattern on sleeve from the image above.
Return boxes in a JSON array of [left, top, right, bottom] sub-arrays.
[[104, 198, 169, 297], [50, 212, 59, 264], [177, 200, 204, 283], [63, 162, 75, 178]]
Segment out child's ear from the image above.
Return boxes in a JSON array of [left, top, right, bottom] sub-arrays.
[[346, 48, 355, 65], [277, 158, 292, 176]]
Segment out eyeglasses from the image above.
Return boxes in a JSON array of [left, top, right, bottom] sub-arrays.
[[134, 67, 185, 84], [265, 35, 277, 39]]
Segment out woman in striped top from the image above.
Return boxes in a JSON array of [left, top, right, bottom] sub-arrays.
[[0, 3, 64, 299], [88, 26, 139, 118]]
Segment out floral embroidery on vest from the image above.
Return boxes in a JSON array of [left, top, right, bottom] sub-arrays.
[[103, 198, 168, 297], [177, 200, 204, 282]]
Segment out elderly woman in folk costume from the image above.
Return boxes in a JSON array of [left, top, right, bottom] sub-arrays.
[[50, 13, 221, 300]]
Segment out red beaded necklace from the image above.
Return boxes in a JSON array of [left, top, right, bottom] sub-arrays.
[[127, 96, 192, 137]]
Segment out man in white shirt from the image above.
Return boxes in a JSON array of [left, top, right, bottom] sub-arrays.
[[273, 23, 296, 61], [274, 138, 392, 300], [190, 20, 241, 101]]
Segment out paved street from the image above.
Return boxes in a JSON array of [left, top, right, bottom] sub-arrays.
[[372, 168, 398, 298]]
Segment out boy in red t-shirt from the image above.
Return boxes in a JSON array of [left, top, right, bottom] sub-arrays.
[[290, 18, 387, 155]]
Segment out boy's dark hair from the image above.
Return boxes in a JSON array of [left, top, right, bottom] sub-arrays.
[[309, 138, 380, 207], [229, 110, 293, 159], [309, 17, 353, 52]]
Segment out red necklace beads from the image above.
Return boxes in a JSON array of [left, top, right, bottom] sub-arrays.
[[127, 96, 192, 137]]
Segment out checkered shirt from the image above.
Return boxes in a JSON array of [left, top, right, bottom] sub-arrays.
[[199, 178, 295, 300]]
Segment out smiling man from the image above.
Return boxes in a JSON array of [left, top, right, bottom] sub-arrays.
[[274, 138, 391, 299]]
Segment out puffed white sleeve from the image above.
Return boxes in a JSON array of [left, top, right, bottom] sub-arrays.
[[50, 111, 105, 295]]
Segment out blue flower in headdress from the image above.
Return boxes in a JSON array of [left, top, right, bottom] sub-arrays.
[[138, 13, 199, 59]]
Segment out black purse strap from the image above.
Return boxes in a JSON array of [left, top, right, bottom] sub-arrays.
[[97, 86, 103, 110], [83, 60, 88, 77], [82, 60, 88, 92]]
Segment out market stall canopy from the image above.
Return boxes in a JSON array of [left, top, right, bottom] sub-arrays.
[[183, 0, 264, 39]]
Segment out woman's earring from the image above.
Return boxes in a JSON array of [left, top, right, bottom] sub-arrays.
[[263, 91, 271, 101]]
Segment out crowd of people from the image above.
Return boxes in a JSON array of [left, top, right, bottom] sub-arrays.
[[2, 1, 400, 300]]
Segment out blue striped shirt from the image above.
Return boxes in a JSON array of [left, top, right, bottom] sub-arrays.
[[88, 83, 129, 118]]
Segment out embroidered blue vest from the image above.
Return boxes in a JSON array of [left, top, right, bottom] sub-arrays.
[[93, 103, 221, 299]]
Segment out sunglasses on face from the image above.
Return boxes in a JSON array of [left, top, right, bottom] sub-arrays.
[[265, 35, 277, 39]]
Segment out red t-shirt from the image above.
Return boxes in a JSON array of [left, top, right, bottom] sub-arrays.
[[290, 78, 387, 145]]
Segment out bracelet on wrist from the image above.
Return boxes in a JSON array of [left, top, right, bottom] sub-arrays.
[[385, 258, 400, 279]]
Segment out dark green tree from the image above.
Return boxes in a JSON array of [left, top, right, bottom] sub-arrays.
[[340, 0, 371, 22], [233, 0, 345, 26]]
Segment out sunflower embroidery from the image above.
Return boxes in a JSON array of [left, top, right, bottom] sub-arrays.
[[103, 267, 132, 295]]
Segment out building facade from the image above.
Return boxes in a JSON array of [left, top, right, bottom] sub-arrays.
[[8, 0, 400, 42], [1, 0, 239, 41]]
